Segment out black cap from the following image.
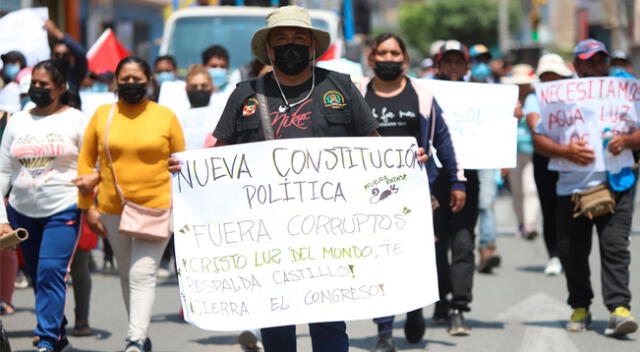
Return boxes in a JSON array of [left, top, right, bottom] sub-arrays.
[[1, 51, 27, 68]]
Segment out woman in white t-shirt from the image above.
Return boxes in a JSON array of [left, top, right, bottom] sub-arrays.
[[0, 60, 87, 352]]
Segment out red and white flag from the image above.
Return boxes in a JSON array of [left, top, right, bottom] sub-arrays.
[[86, 29, 131, 74]]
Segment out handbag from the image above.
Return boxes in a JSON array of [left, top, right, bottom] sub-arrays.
[[77, 213, 98, 251], [103, 104, 171, 241], [571, 184, 616, 219]]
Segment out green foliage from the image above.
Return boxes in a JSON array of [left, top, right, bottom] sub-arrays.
[[399, 0, 521, 56]]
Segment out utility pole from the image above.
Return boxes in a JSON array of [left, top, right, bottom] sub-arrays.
[[498, 0, 509, 55]]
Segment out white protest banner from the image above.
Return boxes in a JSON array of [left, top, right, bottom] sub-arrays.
[[79, 92, 116, 118], [422, 80, 519, 169], [0, 8, 50, 67], [177, 106, 223, 151], [158, 80, 190, 115], [171, 137, 438, 331], [535, 77, 640, 172]]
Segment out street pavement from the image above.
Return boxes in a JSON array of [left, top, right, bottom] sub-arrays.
[[3, 192, 640, 352]]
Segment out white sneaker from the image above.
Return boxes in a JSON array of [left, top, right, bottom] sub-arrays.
[[544, 257, 563, 276]]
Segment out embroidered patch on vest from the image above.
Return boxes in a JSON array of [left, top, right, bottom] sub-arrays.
[[242, 98, 259, 116], [323, 90, 347, 108]]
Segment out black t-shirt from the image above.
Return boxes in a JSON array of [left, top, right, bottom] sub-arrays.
[[214, 68, 377, 143], [265, 74, 315, 139], [364, 78, 420, 139]]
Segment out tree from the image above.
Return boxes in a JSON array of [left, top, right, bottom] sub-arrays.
[[399, 0, 521, 56]]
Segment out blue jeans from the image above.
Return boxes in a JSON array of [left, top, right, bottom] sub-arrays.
[[477, 169, 497, 249], [261, 321, 348, 352], [9, 204, 80, 350]]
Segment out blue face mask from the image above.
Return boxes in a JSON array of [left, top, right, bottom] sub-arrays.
[[81, 82, 110, 93], [3, 63, 20, 81], [208, 68, 228, 88], [157, 71, 176, 84], [609, 67, 626, 77], [471, 62, 491, 81]]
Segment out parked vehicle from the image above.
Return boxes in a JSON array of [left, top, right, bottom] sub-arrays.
[[160, 6, 344, 71]]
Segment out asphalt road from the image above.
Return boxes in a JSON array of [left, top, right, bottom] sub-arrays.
[[3, 192, 640, 352]]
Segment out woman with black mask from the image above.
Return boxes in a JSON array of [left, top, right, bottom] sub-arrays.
[[180, 64, 226, 149], [77, 56, 185, 352], [0, 59, 86, 352], [358, 33, 465, 351]]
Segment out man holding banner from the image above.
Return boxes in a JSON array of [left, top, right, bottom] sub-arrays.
[[168, 5, 434, 352], [533, 39, 640, 337]]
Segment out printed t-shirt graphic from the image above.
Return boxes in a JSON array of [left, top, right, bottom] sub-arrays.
[[12, 132, 66, 179], [365, 79, 420, 139]]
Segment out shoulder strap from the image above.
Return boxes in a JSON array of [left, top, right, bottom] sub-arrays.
[[103, 104, 126, 204], [255, 76, 275, 140], [428, 103, 436, 158]]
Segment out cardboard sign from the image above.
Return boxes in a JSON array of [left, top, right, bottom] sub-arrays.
[[171, 137, 438, 331], [535, 77, 640, 171], [422, 80, 519, 169]]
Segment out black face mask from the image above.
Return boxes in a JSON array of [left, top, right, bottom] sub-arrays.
[[374, 61, 404, 81], [28, 86, 53, 108], [273, 43, 310, 76], [187, 90, 211, 108], [117, 83, 147, 105]]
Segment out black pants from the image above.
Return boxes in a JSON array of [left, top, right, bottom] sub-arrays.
[[556, 189, 632, 311], [533, 153, 559, 258], [432, 169, 479, 312]]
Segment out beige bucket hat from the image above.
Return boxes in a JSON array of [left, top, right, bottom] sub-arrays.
[[535, 53, 573, 78], [251, 6, 331, 65], [501, 64, 537, 85]]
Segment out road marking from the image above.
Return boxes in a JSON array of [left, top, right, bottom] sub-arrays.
[[497, 291, 578, 352]]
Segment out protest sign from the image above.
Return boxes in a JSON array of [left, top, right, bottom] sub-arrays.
[[535, 77, 640, 171], [0, 8, 50, 67], [422, 80, 519, 169], [158, 80, 190, 115], [171, 137, 438, 331], [177, 106, 223, 151], [79, 92, 116, 118]]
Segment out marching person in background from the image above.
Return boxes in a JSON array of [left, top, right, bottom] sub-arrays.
[[152, 55, 180, 102], [0, 51, 27, 114], [502, 64, 540, 242], [523, 53, 573, 276], [77, 56, 185, 352], [468, 44, 501, 274], [0, 59, 86, 352], [181, 65, 223, 149], [609, 51, 634, 77], [533, 39, 639, 337], [43, 20, 88, 90], [201, 45, 236, 107], [418, 58, 435, 79], [431, 40, 478, 336], [359, 32, 465, 352]]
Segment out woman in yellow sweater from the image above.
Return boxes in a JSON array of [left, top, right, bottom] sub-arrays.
[[77, 56, 185, 352]]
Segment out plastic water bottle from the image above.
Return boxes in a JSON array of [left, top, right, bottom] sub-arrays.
[[602, 128, 622, 174]]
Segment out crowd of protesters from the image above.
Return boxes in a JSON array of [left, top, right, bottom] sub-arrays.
[[1, 4, 639, 352]]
